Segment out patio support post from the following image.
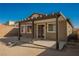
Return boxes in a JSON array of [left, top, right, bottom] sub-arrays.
[[32, 20, 34, 39], [56, 13, 59, 50], [18, 21, 21, 40]]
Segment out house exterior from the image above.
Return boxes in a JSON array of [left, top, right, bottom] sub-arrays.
[[19, 12, 73, 41]]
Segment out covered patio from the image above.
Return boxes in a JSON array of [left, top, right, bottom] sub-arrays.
[[18, 12, 66, 50], [0, 37, 66, 50]]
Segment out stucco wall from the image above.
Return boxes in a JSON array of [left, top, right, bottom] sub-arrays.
[[34, 17, 69, 40], [57, 16, 67, 41], [21, 33, 32, 38], [58, 21, 67, 41], [58, 16, 73, 41], [34, 18, 56, 40], [66, 21, 73, 36], [46, 33, 56, 40]]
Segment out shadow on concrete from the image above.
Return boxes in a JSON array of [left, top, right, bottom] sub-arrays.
[[0, 37, 18, 45], [37, 42, 79, 56], [0, 37, 56, 50], [20, 43, 54, 49], [0, 36, 79, 56]]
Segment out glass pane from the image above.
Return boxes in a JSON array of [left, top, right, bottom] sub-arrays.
[[48, 24, 56, 32], [27, 26, 32, 33], [21, 26, 23, 33], [48, 24, 53, 31], [53, 25, 56, 31], [21, 26, 25, 33]]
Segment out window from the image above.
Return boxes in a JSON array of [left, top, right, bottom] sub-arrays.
[[47, 23, 56, 33], [21, 24, 32, 34], [26, 26, 32, 33], [21, 25, 26, 33]]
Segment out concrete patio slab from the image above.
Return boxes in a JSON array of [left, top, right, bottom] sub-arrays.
[[0, 37, 67, 55]]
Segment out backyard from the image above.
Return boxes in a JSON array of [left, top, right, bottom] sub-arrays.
[[0, 37, 79, 56]]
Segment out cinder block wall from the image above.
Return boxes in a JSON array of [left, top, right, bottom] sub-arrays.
[[0, 24, 18, 37]]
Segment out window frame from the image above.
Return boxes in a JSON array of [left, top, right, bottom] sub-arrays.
[[21, 25, 32, 34], [47, 23, 56, 33], [21, 25, 26, 33], [26, 25, 32, 34]]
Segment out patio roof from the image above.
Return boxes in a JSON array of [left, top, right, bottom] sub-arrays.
[[20, 12, 61, 22], [19, 12, 73, 28]]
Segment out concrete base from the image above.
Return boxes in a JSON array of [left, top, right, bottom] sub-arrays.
[[59, 41, 66, 50]]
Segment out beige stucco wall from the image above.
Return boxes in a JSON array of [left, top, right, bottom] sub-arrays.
[[58, 21, 67, 41], [34, 16, 71, 41], [58, 16, 73, 41], [46, 33, 56, 40], [34, 18, 56, 40], [58, 16, 67, 41], [66, 21, 73, 36], [21, 33, 32, 38]]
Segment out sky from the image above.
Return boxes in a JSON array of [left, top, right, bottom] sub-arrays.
[[0, 3, 79, 28]]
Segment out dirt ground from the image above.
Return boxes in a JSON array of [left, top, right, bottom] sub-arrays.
[[0, 37, 79, 56]]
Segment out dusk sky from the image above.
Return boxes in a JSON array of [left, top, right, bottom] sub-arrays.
[[0, 3, 79, 28]]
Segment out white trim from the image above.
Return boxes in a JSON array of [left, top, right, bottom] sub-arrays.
[[20, 25, 26, 33], [47, 31, 56, 33], [21, 25, 26, 26], [60, 12, 66, 20]]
